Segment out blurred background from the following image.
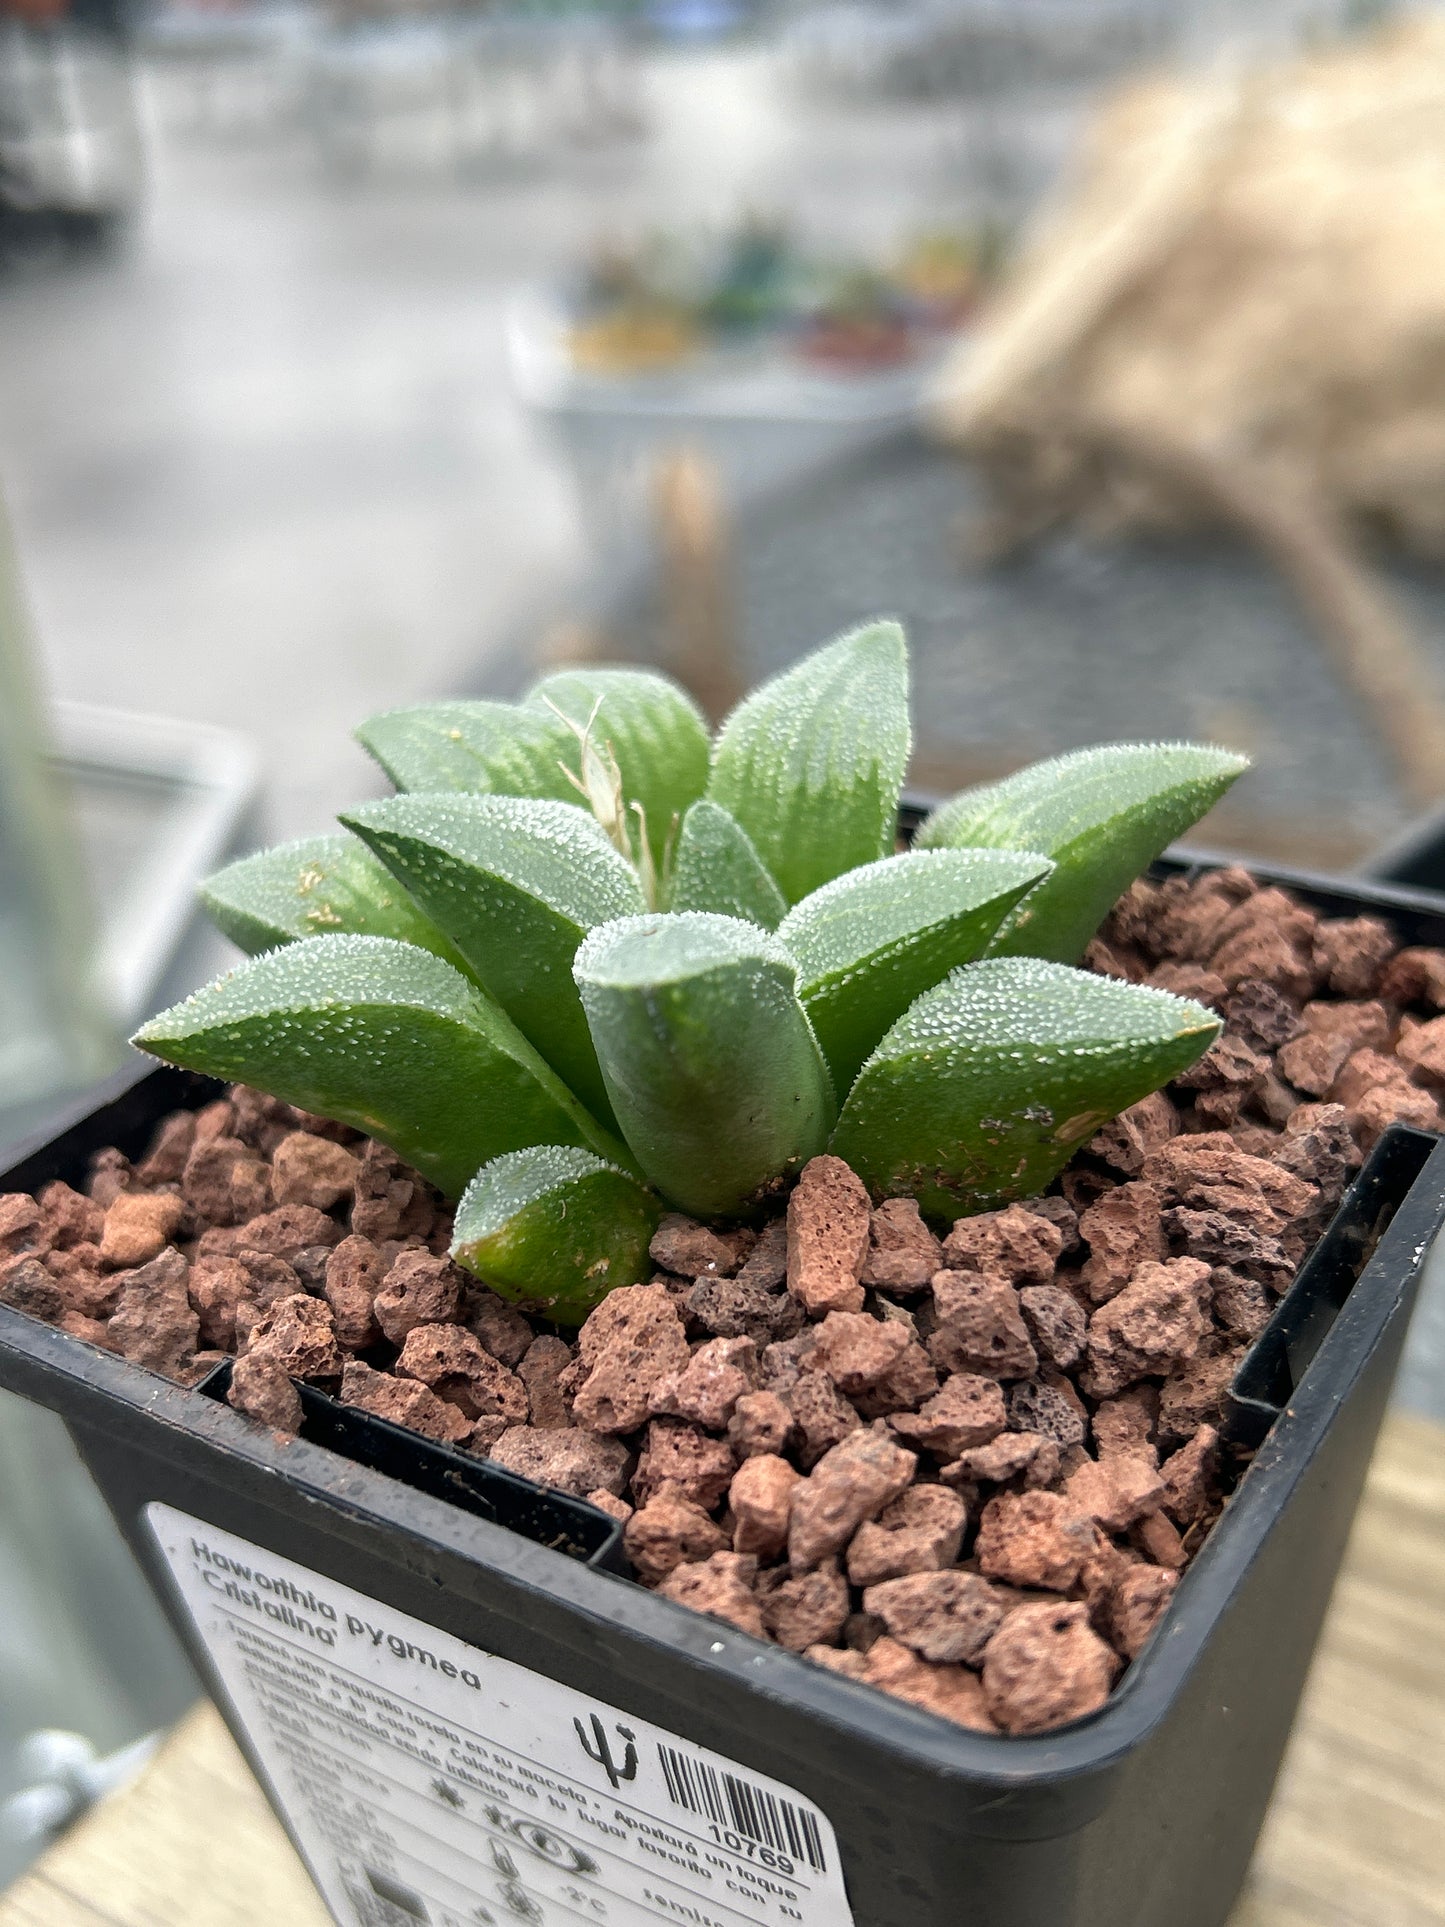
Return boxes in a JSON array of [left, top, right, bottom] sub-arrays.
[[6, 0, 1445, 1893]]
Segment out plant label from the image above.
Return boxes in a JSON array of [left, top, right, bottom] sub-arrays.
[[147, 1505, 855, 1927]]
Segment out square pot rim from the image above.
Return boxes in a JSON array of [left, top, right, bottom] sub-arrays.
[[3, 848, 1444, 1804]]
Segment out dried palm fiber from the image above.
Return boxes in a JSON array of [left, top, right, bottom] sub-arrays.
[[931, 14, 1445, 805]]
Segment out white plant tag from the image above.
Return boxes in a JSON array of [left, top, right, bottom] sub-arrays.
[[147, 1505, 854, 1927]]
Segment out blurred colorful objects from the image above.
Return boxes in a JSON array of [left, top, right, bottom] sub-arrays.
[[563, 215, 998, 377]]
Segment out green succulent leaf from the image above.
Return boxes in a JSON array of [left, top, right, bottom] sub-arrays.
[[829, 958, 1219, 1219], [667, 799, 787, 928], [198, 833, 468, 972], [355, 699, 578, 801], [132, 935, 628, 1199], [525, 666, 710, 876], [451, 1146, 661, 1324], [342, 794, 643, 1125], [778, 848, 1055, 1095], [575, 912, 836, 1218], [706, 621, 911, 906], [916, 742, 1250, 963]]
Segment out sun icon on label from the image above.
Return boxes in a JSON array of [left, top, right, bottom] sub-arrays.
[[431, 1778, 465, 1809]]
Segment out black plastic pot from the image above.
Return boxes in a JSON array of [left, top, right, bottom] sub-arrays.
[[4, 857, 1445, 1927], [1363, 800, 1445, 894]]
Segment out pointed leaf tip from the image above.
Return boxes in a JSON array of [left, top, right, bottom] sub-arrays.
[[198, 832, 465, 970], [524, 665, 710, 878], [667, 799, 787, 928], [707, 620, 911, 905], [342, 791, 643, 1125], [829, 956, 1219, 1219], [452, 1146, 661, 1324], [778, 846, 1053, 1094], [354, 698, 579, 802], [917, 742, 1250, 963], [133, 934, 627, 1198]]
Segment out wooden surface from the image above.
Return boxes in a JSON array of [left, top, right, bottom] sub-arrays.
[[4, 1411, 1442, 1927]]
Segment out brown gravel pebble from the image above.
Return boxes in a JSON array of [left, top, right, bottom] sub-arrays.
[[808, 1310, 912, 1394], [1131, 1510, 1189, 1570], [863, 1570, 1005, 1666], [1160, 1425, 1219, 1525], [1278, 1001, 1391, 1096], [982, 1602, 1120, 1734], [372, 1250, 465, 1346], [1064, 1455, 1165, 1532], [135, 1112, 197, 1186], [1092, 1387, 1160, 1465], [734, 1219, 789, 1290], [245, 1294, 344, 1379], [572, 1283, 690, 1435], [862, 1198, 942, 1291], [624, 1491, 728, 1582], [974, 1491, 1099, 1592], [788, 1428, 917, 1570], [339, 1358, 471, 1445], [462, 1288, 534, 1369], [182, 1135, 270, 1227], [270, 1131, 359, 1211], [658, 1552, 763, 1638], [1, 1256, 65, 1322], [1380, 946, 1445, 1007], [236, 1204, 344, 1259], [727, 1389, 794, 1458], [1103, 1566, 1179, 1660], [0, 1196, 48, 1258], [758, 1561, 850, 1650], [517, 1335, 576, 1429], [648, 1336, 758, 1430], [650, 1214, 745, 1279], [633, 1418, 736, 1510], [1007, 1373, 1088, 1450], [228, 1353, 304, 1434], [783, 1370, 861, 1469], [37, 1181, 103, 1250], [189, 1255, 284, 1350], [941, 1202, 1062, 1285], [862, 1636, 998, 1730], [99, 1192, 186, 1270], [943, 1429, 1061, 1490], [1211, 1270, 1273, 1342], [729, 1454, 801, 1558], [845, 1486, 966, 1587], [489, 1424, 632, 1498], [927, 1272, 1038, 1379], [396, 1324, 528, 1425], [106, 1248, 198, 1375], [787, 1156, 870, 1315], [1078, 1182, 1167, 1304], [56, 1310, 115, 1350], [1083, 1260, 1212, 1399], [1018, 1285, 1087, 1371], [1314, 918, 1395, 998], [685, 1275, 804, 1345], [1085, 1092, 1179, 1176], [322, 1235, 387, 1351], [1158, 1342, 1244, 1443], [889, 1373, 1007, 1457]]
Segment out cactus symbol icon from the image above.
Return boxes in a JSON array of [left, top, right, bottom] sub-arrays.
[[573, 1713, 638, 1788]]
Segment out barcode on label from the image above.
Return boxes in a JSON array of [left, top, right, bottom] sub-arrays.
[[657, 1745, 827, 1874]]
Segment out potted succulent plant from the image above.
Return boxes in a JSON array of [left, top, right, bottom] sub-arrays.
[[3, 621, 1444, 1927]]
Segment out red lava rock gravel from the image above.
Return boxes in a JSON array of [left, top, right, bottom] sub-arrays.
[[4, 869, 1442, 1736]]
